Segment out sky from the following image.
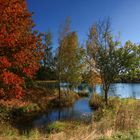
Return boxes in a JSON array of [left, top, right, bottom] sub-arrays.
[[27, 0, 140, 48]]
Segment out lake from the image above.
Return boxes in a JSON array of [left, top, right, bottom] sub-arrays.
[[96, 83, 140, 99]]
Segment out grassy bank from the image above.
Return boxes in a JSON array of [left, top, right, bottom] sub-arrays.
[[46, 97, 140, 140], [0, 96, 140, 139], [24, 87, 80, 109], [48, 97, 140, 140], [0, 87, 80, 123]]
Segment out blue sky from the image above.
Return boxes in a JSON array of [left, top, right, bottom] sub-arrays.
[[27, 0, 140, 48]]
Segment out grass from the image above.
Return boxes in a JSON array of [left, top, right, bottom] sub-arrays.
[[47, 97, 140, 140], [91, 97, 140, 139], [47, 121, 66, 133], [24, 87, 80, 108], [0, 91, 140, 139], [0, 124, 139, 140], [0, 87, 80, 139], [89, 92, 104, 109]]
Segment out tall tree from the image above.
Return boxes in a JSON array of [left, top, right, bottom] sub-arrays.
[[36, 32, 56, 80], [83, 47, 101, 91], [56, 18, 84, 92], [58, 32, 83, 86], [86, 19, 136, 105], [42, 32, 52, 68], [0, 0, 42, 99]]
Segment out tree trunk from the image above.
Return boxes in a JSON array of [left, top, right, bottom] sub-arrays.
[[58, 80, 61, 103], [105, 89, 108, 105], [103, 83, 109, 106], [93, 85, 96, 93]]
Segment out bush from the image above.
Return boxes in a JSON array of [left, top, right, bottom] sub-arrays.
[[107, 97, 120, 109], [9, 103, 41, 120], [92, 98, 140, 137], [52, 90, 79, 107], [89, 93, 104, 109]]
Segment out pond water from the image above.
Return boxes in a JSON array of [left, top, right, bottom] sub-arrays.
[[32, 83, 140, 128], [33, 98, 92, 128]]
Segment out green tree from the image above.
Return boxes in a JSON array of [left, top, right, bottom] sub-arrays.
[[119, 41, 140, 82], [36, 32, 56, 80], [86, 19, 136, 105], [56, 18, 84, 92], [59, 32, 83, 86]]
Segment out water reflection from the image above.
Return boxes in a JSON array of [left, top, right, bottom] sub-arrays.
[[33, 98, 93, 127]]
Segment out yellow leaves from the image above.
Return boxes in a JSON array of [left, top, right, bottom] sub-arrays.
[[85, 70, 102, 87]]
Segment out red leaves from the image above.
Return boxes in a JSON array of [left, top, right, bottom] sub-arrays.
[[13, 85, 23, 99], [0, 71, 24, 99], [0, 57, 11, 68], [0, 0, 42, 99], [0, 88, 4, 97], [23, 64, 39, 79], [2, 71, 24, 85]]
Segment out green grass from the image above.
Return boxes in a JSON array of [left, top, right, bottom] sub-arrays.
[[47, 121, 66, 133], [98, 130, 140, 140]]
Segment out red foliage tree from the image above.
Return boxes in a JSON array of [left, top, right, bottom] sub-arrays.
[[0, 0, 42, 99]]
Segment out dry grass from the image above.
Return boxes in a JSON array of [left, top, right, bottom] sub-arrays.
[[89, 92, 104, 109], [47, 98, 140, 140], [0, 97, 140, 140]]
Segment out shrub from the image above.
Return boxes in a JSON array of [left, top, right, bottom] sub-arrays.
[[10, 103, 40, 119], [52, 90, 79, 107], [89, 93, 104, 109], [107, 97, 120, 109]]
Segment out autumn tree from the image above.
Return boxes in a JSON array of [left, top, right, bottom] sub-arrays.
[[56, 18, 84, 91], [86, 19, 137, 105], [0, 0, 42, 99], [59, 32, 83, 85], [83, 48, 101, 91]]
